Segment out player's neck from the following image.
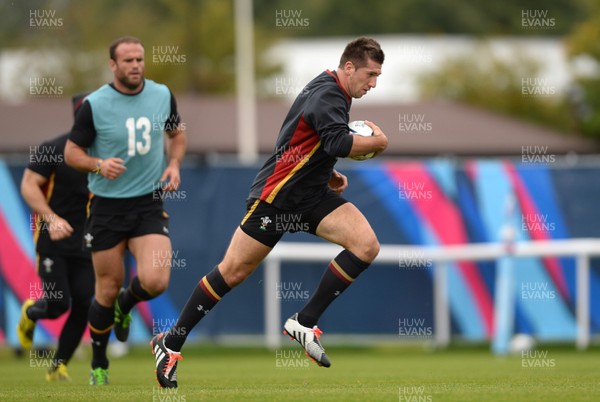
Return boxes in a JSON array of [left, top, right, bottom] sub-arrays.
[[112, 79, 144, 95]]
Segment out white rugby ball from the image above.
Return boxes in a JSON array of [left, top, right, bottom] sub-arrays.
[[348, 120, 375, 161], [509, 333, 536, 355]]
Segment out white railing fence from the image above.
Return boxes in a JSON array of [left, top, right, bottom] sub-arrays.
[[263, 238, 600, 350]]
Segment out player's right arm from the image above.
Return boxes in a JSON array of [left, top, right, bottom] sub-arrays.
[[348, 120, 388, 158], [64, 101, 126, 180], [64, 140, 125, 180], [21, 168, 74, 241]]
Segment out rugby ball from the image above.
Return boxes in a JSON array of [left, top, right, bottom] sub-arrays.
[[348, 120, 375, 161], [509, 333, 536, 355]]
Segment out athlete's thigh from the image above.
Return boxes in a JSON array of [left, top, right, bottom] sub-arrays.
[[92, 240, 127, 279], [127, 234, 171, 284], [315, 202, 378, 257], [219, 227, 273, 286], [91, 240, 127, 304]]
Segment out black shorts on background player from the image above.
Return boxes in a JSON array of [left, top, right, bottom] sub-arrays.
[[84, 193, 170, 251]]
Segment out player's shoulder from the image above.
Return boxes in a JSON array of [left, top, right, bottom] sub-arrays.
[[85, 84, 112, 104], [45, 133, 69, 149], [36, 133, 69, 153], [304, 72, 346, 106], [143, 79, 171, 95]]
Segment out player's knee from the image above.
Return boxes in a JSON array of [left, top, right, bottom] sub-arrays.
[[220, 264, 254, 288], [140, 277, 168, 296], [355, 236, 380, 264], [45, 298, 70, 319], [96, 284, 120, 305]]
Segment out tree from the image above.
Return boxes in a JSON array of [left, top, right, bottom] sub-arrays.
[[418, 43, 575, 133], [566, 0, 600, 138], [0, 0, 278, 96]]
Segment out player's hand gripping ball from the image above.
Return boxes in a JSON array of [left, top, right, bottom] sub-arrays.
[[348, 120, 375, 161]]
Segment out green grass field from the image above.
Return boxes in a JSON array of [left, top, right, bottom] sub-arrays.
[[0, 344, 598, 401]]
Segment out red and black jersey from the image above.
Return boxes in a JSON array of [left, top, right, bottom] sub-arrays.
[[248, 70, 354, 209], [27, 133, 90, 256]]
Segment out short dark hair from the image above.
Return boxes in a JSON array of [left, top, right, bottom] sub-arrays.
[[109, 36, 143, 60], [339, 37, 384, 69]]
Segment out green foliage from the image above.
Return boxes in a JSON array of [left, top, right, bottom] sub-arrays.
[[253, 0, 588, 36], [0, 0, 594, 101], [565, 0, 600, 137], [0, 0, 277, 95], [418, 44, 576, 133]]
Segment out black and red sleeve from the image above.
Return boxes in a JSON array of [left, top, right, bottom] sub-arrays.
[[304, 87, 353, 158]]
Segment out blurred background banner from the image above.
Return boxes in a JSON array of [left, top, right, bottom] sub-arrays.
[[1, 160, 599, 346], [1, 0, 600, 349]]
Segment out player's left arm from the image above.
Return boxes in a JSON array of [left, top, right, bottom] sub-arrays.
[[161, 125, 187, 192], [348, 120, 388, 158], [160, 91, 187, 191], [328, 169, 348, 194]]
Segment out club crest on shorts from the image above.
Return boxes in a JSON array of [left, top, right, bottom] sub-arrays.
[[42, 257, 54, 273], [84, 233, 94, 248], [260, 216, 272, 231]]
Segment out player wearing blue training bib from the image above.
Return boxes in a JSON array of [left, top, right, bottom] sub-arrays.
[[71, 80, 174, 198], [65, 36, 187, 386]]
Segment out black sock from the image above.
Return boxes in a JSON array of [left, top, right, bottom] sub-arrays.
[[297, 250, 370, 328], [118, 276, 154, 314], [54, 302, 89, 366], [26, 299, 47, 321], [164, 266, 231, 352], [55, 258, 94, 366], [88, 299, 114, 370]]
